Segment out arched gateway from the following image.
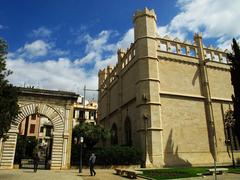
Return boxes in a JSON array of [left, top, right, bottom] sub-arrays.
[[0, 87, 78, 170]]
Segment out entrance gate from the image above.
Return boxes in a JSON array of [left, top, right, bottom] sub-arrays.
[[0, 87, 78, 170]]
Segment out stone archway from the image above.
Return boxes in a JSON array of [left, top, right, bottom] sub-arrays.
[[0, 103, 65, 169], [0, 87, 78, 170]]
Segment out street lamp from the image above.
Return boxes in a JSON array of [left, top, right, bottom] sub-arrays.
[[82, 85, 99, 123], [79, 136, 84, 173], [74, 136, 84, 173]]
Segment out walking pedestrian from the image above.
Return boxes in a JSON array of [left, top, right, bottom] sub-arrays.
[[89, 153, 96, 176], [33, 153, 40, 172]]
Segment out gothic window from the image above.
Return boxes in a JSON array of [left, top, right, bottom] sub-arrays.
[[111, 123, 118, 145], [124, 117, 132, 146], [224, 110, 240, 150]]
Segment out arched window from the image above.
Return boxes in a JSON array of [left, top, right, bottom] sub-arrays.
[[224, 110, 240, 150], [125, 117, 132, 146], [111, 123, 118, 145]]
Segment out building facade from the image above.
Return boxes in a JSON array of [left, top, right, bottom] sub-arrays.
[[98, 8, 239, 167], [19, 114, 41, 137], [72, 98, 98, 127]]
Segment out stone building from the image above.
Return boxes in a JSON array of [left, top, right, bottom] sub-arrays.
[[98, 8, 239, 167], [72, 98, 98, 127], [18, 114, 41, 137], [0, 87, 78, 169]]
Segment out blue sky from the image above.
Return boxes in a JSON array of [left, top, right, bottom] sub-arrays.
[[1, 0, 240, 100]]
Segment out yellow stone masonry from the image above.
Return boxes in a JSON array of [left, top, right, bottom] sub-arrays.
[[98, 8, 236, 167]]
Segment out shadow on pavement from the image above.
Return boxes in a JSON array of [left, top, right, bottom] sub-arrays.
[[77, 174, 92, 177]]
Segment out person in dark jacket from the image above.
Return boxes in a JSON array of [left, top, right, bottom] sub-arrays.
[[33, 153, 40, 172], [89, 153, 96, 176]]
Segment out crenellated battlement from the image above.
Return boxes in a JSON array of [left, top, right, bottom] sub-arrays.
[[157, 34, 230, 63], [133, 7, 157, 22], [99, 32, 230, 92], [99, 8, 231, 97], [98, 42, 136, 90]]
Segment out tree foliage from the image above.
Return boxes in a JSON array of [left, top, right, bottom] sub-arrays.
[[0, 38, 19, 139], [72, 123, 110, 149], [227, 38, 240, 141]]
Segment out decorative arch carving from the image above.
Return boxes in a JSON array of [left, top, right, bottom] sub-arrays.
[[15, 103, 64, 132], [0, 103, 65, 170]]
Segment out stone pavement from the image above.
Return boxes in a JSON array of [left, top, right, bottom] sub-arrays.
[[0, 169, 81, 180], [1, 169, 240, 180], [0, 168, 145, 180]]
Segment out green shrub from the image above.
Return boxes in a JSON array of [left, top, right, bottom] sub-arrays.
[[71, 145, 142, 166]]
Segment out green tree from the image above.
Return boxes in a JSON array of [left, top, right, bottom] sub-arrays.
[[72, 123, 110, 149], [227, 38, 240, 147], [0, 38, 19, 139]]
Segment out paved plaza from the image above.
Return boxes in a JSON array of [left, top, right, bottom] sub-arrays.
[[0, 169, 144, 180], [1, 168, 240, 180]]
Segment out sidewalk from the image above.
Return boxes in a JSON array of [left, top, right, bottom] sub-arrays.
[[0, 169, 82, 180], [79, 169, 145, 180], [0, 168, 144, 180], [1, 168, 240, 180]]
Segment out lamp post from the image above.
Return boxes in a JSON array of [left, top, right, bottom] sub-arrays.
[[82, 85, 99, 123], [79, 136, 84, 173]]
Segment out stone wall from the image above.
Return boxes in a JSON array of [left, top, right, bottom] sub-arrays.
[[98, 8, 235, 167]]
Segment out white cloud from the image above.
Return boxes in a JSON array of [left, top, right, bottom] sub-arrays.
[[0, 25, 3, 30], [16, 40, 52, 58], [95, 55, 117, 70], [6, 56, 97, 95], [159, 0, 240, 47], [116, 28, 134, 49], [74, 28, 134, 72], [74, 30, 117, 67], [173, 0, 240, 37], [7, 0, 240, 97], [6, 27, 134, 98], [32, 27, 52, 38], [84, 31, 116, 54], [157, 25, 187, 40], [14, 40, 69, 59]]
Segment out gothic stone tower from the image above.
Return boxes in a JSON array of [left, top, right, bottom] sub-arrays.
[[133, 8, 164, 166], [98, 8, 235, 167]]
